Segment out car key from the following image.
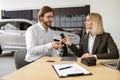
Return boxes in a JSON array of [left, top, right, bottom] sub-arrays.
[[60, 33, 65, 44], [60, 33, 65, 39], [60, 33, 68, 56]]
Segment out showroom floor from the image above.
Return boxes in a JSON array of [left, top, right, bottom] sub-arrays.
[[0, 52, 16, 78]]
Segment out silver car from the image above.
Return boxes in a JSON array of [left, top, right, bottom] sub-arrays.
[[0, 19, 80, 55]]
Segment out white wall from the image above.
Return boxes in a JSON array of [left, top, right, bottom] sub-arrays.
[[0, 0, 120, 49], [0, 0, 88, 10], [0, 10, 1, 19], [89, 0, 120, 50]]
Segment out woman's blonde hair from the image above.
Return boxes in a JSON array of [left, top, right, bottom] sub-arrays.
[[88, 13, 104, 35]]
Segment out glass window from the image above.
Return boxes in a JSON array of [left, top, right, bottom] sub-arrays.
[[0, 22, 19, 30], [18, 22, 31, 30]]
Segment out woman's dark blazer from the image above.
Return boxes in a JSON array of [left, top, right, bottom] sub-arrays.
[[68, 32, 119, 59]]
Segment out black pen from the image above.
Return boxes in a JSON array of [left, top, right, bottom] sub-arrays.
[[46, 60, 55, 62], [59, 66, 72, 70]]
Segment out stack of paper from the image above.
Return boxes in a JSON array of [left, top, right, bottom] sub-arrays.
[[52, 63, 92, 78]]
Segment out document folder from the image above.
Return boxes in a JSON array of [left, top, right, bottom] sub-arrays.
[[52, 63, 92, 78], [61, 54, 77, 62]]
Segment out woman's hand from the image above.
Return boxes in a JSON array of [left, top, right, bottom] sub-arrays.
[[81, 53, 97, 59], [62, 37, 72, 46]]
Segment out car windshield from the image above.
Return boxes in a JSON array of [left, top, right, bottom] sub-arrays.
[[0, 22, 18, 30], [0, 21, 32, 30]]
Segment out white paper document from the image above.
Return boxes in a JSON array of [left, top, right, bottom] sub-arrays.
[[52, 63, 91, 78]]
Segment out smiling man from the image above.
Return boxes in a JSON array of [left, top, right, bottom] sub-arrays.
[[25, 6, 64, 62]]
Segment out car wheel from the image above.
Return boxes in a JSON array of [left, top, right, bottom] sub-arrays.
[[0, 46, 2, 55]]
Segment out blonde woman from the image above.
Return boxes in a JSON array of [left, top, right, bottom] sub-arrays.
[[62, 13, 119, 59]]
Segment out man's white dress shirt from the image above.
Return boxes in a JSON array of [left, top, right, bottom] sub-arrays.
[[25, 22, 58, 62]]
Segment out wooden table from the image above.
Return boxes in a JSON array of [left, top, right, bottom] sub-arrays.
[[2, 57, 120, 80]]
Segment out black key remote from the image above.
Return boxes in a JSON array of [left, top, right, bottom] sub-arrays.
[[60, 33, 65, 39]]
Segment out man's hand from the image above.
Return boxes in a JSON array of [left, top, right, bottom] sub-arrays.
[[52, 41, 64, 48]]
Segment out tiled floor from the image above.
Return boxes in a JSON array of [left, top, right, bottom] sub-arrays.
[[0, 52, 16, 78]]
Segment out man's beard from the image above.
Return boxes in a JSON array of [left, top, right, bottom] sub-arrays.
[[43, 20, 52, 27]]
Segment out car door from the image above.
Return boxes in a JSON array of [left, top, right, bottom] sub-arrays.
[[16, 21, 32, 48], [0, 21, 25, 50]]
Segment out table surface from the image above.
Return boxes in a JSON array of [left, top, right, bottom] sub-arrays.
[[2, 57, 120, 80]]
